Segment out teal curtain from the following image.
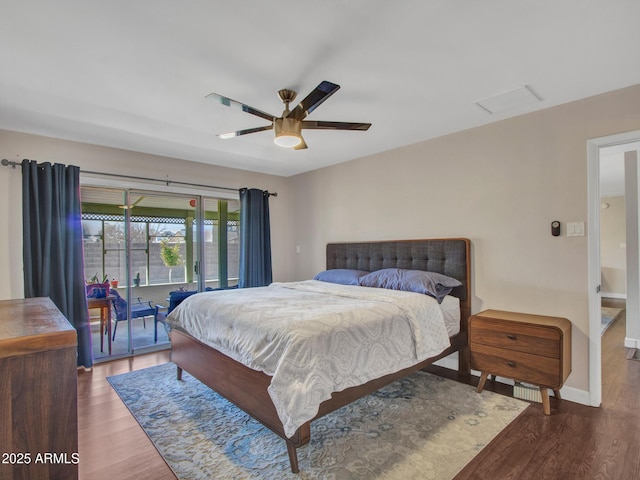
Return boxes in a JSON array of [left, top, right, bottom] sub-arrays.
[[22, 159, 93, 368], [238, 188, 272, 288]]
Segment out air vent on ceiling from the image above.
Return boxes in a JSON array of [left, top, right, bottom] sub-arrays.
[[474, 85, 542, 115]]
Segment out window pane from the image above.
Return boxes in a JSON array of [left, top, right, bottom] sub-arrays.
[[129, 221, 148, 286], [202, 198, 239, 288], [103, 220, 125, 249], [227, 199, 240, 286], [149, 222, 186, 284], [129, 221, 147, 243], [203, 222, 218, 283], [104, 247, 126, 285], [103, 220, 126, 283], [228, 219, 239, 284], [82, 220, 103, 283]]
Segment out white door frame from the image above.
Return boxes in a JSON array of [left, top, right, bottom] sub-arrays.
[[587, 129, 640, 407]]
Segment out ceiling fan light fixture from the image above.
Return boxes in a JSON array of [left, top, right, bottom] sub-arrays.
[[274, 134, 302, 148], [273, 117, 302, 148]]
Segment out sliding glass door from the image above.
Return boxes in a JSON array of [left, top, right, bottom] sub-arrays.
[[81, 186, 239, 361], [202, 198, 240, 290]]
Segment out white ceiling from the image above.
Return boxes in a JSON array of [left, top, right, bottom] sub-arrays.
[[2, 1, 640, 177]]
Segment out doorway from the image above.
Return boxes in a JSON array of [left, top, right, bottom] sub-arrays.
[[587, 131, 640, 407], [599, 147, 627, 335]]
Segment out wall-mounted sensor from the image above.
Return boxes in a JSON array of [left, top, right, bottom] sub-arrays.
[[551, 221, 561, 237]]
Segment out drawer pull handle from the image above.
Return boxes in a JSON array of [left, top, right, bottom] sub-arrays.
[[506, 334, 517, 341], [506, 361, 516, 367]]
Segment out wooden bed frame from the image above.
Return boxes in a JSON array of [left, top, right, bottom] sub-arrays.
[[169, 238, 471, 473]]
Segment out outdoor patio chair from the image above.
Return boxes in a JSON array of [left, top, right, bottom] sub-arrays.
[[110, 289, 159, 341]]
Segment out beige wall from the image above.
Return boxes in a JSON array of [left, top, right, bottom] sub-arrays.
[[600, 195, 626, 296], [0, 129, 294, 300], [289, 84, 640, 395]]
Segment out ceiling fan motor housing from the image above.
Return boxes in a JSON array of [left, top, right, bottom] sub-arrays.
[[278, 89, 297, 106], [274, 117, 302, 147]]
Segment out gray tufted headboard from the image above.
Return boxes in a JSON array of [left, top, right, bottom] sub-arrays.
[[326, 238, 471, 322]]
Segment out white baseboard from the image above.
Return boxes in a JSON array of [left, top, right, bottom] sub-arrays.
[[625, 337, 640, 348], [561, 385, 592, 406], [602, 292, 627, 299]]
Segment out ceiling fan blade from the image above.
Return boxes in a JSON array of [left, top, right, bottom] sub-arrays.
[[287, 81, 340, 121], [119, 195, 145, 210], [302, 120, 371, 131], [294, 136, 308, 150], [218, 124, 273, 139], [206, 93, 275, 122], [132, 195, 145, 207]]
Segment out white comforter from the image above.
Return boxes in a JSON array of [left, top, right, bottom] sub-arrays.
[[166, 280, 452, 437]]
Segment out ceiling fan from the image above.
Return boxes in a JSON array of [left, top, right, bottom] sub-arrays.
[[206, 80, 371, 150]]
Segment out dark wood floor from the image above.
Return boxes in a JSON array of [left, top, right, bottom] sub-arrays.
[[78, 304, 639, 480], [78, 351, 175, 480]]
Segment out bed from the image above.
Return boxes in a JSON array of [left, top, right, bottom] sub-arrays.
[[167, 238, 471, 473]]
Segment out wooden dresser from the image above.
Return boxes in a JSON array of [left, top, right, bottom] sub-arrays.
[[469, 309, 572, 415], [0, 297, 78, 480]]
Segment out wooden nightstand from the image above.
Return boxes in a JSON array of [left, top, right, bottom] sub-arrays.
[[469, 309, 572, 415]]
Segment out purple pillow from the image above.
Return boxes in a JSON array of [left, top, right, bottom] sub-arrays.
[[358, 268, 462, 303], [314, 269, 370, 286]]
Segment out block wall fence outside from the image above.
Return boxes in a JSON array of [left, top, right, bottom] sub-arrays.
[[83, 242, 239, 287]]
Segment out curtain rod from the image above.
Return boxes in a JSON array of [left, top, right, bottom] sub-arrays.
[[1, 158, 277, 197]]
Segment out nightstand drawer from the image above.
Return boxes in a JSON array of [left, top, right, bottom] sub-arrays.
[[470, 320, 561, 358], [470, 343, 562, 388]]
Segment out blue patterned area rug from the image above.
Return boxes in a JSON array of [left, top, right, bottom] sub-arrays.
[[107, 363, 527, 479]]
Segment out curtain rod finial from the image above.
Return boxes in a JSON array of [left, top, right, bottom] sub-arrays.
[[1, 159, 18, 168]]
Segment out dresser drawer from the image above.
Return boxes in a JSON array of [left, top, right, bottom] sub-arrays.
[[470, 317, 561, 358], [470, 343, 562, 388]]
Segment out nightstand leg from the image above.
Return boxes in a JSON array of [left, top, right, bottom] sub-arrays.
[[477, 371, 490, 393], [553, 389, 562, 400], [540, 387, 551, 415]]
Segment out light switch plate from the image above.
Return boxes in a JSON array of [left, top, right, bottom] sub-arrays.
[[566, 222, 585, 237]]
